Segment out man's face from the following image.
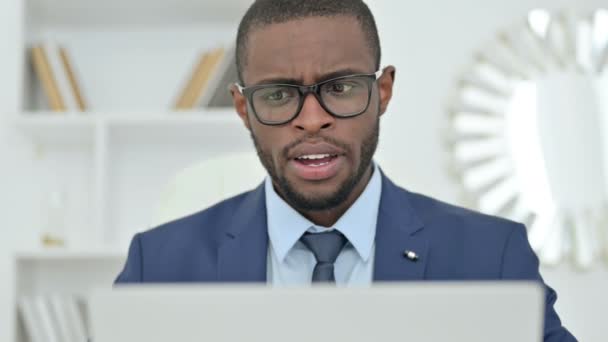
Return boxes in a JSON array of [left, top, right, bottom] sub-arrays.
[[233, 16, 394, 212]]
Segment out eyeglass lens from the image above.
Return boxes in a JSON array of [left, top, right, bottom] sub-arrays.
[[250, 76, 371, 124]]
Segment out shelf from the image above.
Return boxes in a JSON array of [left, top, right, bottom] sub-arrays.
[[15, 247, 126, 261], [8, 2, 252, 342], [14, 109, 245, 144], [109, 109, 246, 142], [105, 109, 239, 125], [17, 109, 239, 122], [27, 0, 252, 28], [14, 247, 126, 302], [14, 113, 95, 144]]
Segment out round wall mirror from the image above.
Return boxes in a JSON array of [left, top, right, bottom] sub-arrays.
[[447, 8, 608, 269]]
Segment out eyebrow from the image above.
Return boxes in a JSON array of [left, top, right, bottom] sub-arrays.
[[252, 68, 373, 86]]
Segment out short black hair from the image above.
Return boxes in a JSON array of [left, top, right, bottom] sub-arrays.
[[235, 0, 381, 84]]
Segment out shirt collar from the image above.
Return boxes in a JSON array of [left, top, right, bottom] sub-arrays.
[[265, 163, 382, 262]]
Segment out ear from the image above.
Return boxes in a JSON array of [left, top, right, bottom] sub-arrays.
[[230, 83, 251, 130], [377, 65, 396, 116]]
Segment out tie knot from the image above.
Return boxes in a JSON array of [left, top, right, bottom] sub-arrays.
[[300, 230, 348, 264]]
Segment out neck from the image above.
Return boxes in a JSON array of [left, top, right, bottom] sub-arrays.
[[299, 164, 374, 227]]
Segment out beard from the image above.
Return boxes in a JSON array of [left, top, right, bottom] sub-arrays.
[[251, 117, 379, 212]]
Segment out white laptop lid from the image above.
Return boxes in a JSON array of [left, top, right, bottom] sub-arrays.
[[89, 282, 544, 342]]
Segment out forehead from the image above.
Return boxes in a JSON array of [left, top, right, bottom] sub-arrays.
[[243, 15, 375, 85]]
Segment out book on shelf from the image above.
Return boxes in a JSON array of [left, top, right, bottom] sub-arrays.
[[199, 44, 237, 108], [58, 47, 87, 111], [19, 295, 89, 342], [48, 295, 73, 342], [33, 296, 60, 342], [18, 297, 45, 342], [31, 45, 65, 112], [65, 296, 89, 342], [174, 47, 224, 110], [174, 45, 237, 110], [49, 294, 89, 342], [30, 41, 87, 112]]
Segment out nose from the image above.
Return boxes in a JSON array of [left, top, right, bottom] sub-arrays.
[[291, 93, 335, 133]]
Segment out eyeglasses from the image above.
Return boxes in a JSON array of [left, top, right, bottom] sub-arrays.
[[235, 70, 383, 126]]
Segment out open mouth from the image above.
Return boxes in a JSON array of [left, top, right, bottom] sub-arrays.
[[290, 153, 343, 181], [286, 141, 346, 181], [294, 153, 339, 167]]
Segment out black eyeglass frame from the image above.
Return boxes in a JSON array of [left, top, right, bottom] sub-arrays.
[[234, 70, 383, 126]]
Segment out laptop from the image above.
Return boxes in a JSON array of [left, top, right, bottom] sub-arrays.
[[88, 282, 544, 342]]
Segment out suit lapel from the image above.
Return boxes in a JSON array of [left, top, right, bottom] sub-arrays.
[[217, 183, 268, 282], [215, 174, 429, 282], [374, 174, 429, 281]]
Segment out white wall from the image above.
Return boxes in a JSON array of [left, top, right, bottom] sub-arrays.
[[1, 0, 26, 340], [1, 0, 606, 341], [369, 1, 607, 341]]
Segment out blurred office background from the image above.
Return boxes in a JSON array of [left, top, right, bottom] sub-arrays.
[[0, 0, 607, 341]]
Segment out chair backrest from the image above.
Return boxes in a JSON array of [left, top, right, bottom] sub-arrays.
[[153, 151, 266, 226]]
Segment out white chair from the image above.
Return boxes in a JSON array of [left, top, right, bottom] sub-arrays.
[[153, 151, 266, 226]]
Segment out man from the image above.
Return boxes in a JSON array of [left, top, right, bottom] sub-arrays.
[[115, 0, 576, 340]]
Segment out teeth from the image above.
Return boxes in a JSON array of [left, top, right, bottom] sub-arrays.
[[297, 154, 333, 160]]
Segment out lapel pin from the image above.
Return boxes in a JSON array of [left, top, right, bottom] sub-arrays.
[[404, 250, 419, 262]]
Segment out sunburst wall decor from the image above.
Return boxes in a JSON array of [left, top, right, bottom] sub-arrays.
[[447, 8, 608, 269]]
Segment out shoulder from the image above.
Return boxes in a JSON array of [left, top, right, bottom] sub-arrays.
[[385, 177, 526, 260], [115, 187, 264, 283], [395, 186, 527, 277], [137, 187, 260, 248], [405, 189, 521, 239], [380, 173, 522, 240]]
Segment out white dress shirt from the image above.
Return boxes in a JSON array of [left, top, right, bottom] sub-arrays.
[[265, 163, 382, 286]]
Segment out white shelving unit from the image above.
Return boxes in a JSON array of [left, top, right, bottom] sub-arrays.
[[14, 110, 250, 245], [9, 1, 254, 341], [14, 248, 126, 297]]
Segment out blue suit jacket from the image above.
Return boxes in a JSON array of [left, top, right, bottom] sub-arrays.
[[116, 174, 576, 341]]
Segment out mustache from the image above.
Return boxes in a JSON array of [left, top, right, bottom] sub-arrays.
[[282, 135, 351, 159]]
